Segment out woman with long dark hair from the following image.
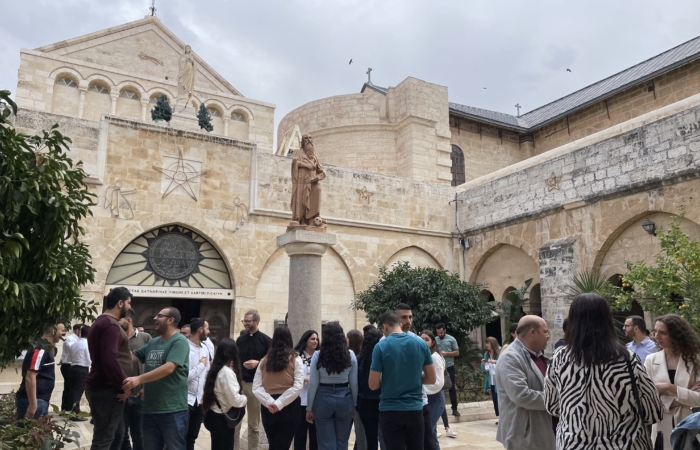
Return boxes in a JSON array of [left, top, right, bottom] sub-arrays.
[[347, 329, 367, 450], [357, 327, 382, 450], [306, 322, 358, 450], [201, 337, 247, 450], [545, 293, 663, 449], [645, 314, 700, 450], [294, 330, 319, 450], [481, 337, 500, 419], [252, 326, 304, 450], [420, 330, 445, 450]]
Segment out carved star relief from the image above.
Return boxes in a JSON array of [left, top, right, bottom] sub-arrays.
[[545, 172, 562, 192], [357, 186, 373, 204], [153, 151, 207, 201]]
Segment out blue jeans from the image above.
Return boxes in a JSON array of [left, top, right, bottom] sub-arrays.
[[311, 385, 354, 450], [142, 410, 188, 450], [115, 397, 144, 450], [427, 394, 445, 450], [15, 397, 49, 421]]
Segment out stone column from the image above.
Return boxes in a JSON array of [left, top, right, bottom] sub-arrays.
[[539, 236, 578, 355], [141, 99, 149, 121], [110, 92, 119, 115], [78, 87, 87, 119], [223, 118, 230, 137], [276, 230, 337, 342]]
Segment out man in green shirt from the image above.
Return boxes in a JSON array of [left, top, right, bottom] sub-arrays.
[[123, 307, 189, 450], [435, 323, 460, 416]]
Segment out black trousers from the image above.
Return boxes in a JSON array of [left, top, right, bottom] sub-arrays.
[[446, 366, 457, 411], [186, 403, 204, 450], [60, 364, 72, 411], [379, 410, 424, 450], [490, 386, 499, 417], [203, 410, 235, 450], [422, 405, 433, 450], [69, 365, 88, 413], [294, 405, 317, 450], [260, 396, 301, 450], [358, 398, 380, 450], [87, 389, 126, 450]]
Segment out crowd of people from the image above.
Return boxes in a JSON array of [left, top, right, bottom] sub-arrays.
[[15, 286, 700, 450]]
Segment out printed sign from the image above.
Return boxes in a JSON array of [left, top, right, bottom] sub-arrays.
[[104, 285, 234, 299], [555, 314, 564, 327]]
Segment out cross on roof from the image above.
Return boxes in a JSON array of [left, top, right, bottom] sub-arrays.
[[149, 0, 157, 16], [366, 68, 372, 83], [515, 103, 521, 116]]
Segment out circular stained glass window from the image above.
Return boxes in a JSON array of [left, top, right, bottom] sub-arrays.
[[148, 233, 200, 280]]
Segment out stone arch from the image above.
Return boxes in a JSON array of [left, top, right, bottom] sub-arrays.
[[527, 283, 542, 316], [85, 74, 116, 91], [146, 88, 176, 104], [471, 244, 540, 308], [375, 240, 448, 272], [203, 99, 227, 112], [203, 100, 225, 135], [227, 105, 252, 140], [384, 246, 442, 270], [49, 68, 82, 117], [115, 82, 145, 119], [594, 211, 700, 278], [468, 236, 539, 283], [94, 218, 241, 296], [228, 104, 254, 121], [83, 75, 113, 122]]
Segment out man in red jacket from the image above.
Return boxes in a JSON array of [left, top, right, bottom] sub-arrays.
[[86, 287, 134, 450]]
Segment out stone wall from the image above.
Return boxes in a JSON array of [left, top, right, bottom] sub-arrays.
[[456, 102, 700, 231]]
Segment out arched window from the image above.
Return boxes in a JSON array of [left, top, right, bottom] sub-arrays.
[[56, 77, 78, 88], [207, 107, 222, 117], [231, 112, 246, 122], [450, 144, 465, 186], [150, 94, 167, 104], [88, 83, 109, 94], [120, 89, 140, 100]]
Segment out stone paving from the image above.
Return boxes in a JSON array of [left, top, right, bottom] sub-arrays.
[[64, 415, 503, 450]]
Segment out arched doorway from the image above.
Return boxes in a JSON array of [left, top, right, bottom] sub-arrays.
[[481, 290, 503, 345], [608, 274, 644, 343], [105, 225, 234, 343]]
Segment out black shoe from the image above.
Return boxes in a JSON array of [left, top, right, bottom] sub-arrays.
[[71, 417, 88, 422], [452, 409, 461, 417]]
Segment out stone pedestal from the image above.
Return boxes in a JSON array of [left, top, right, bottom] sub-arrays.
[[276, 230, 337, 342], [170, 104, 200, 132]]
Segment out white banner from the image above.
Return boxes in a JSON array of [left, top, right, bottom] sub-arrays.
[[104, 285, 234, 300]]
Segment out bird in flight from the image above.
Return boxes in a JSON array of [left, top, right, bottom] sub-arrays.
[[483, 87, 487, 89], [349, 59, 353, 65], [566, 68, 572, 72]]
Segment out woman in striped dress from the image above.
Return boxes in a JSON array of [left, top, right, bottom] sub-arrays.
[[545, 293, 663, 449]]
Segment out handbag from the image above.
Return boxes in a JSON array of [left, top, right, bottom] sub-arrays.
[[625, 355, 663, 450], [204, 397, 246, 430]]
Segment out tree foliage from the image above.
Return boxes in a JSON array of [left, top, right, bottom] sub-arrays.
[[352, 261, 494, 350], [197, 104, 213, 132], [614, 211, 700, 331], [489, 278, 532, 334], [0, 90, 97, 367], [151, 95, 172, 122], [567, 269, 628, 342]]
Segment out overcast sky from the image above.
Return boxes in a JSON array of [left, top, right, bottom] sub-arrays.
[[2, 0, 699, 146]]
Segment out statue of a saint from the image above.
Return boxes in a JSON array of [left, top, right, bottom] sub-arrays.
[[176, 45, 196, 104], [290, 134, 326, 227]]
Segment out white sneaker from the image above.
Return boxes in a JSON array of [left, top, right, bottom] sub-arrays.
[[436, 432, 442, 438], [446, 428, 457, 438]]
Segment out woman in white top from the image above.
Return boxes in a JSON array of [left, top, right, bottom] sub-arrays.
[[201, 337, 248, 450], [481, 337, 500, 420], [420, 330, 445, 450], [293, 330, 319, 450], [253, 326, 305, 450]]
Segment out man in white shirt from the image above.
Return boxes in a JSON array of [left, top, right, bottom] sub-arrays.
[[624, 315, 658, 363], [185, 318, 210, 450], [59, 323, 82, 412], [68, 325, 91, 420]]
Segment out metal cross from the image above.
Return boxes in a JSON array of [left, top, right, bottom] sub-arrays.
[[149, 0, 157, 16], [515, 103, 521, 116], [366, 68, 372, 83]]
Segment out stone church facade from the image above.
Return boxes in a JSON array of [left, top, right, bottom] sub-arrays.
[[6, 13, 700, 376]]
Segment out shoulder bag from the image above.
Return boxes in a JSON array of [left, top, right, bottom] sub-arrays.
[[204, 397, 246, 430]]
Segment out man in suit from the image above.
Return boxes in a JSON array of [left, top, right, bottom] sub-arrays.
[[495, 315, 555, 450]]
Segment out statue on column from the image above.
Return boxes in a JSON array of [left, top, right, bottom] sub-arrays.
[[176, 45, 196, 105], [289, 134, 327, 231]]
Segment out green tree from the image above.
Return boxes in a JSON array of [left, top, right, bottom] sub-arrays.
[[352, 261, 494, 349], [614, 211, 700, 331], [0, 90, 97, 367], [197, 104, 213, 132], [151, 95, 172, 122], [490, 278, 532, 335]]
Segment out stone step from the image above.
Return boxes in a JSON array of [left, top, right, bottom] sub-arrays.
[[450, 401, 498, 423]]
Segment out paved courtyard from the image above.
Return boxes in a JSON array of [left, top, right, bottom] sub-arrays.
[[65, 417, 504, 450]]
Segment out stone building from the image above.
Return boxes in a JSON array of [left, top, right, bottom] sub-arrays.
[[3, 15, 700, 400]]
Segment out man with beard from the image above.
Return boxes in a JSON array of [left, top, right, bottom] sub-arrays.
[[290, 134, 326, 226], [123, 307, 189, 450], [86, 286, 134, 450], [185, 318, 210, 450]]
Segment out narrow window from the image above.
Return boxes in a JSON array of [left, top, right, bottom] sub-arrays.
[[451, 144, 465, 186]]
